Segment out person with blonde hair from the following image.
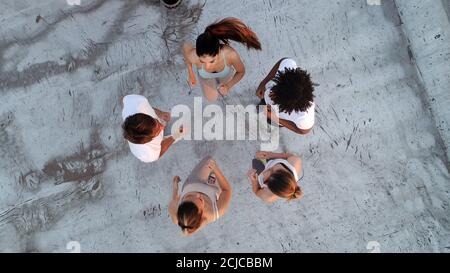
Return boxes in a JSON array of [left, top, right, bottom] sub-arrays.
[[248, 151, 304, 203]]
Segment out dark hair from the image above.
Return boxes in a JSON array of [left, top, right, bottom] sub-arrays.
[[122, 113, 158, 144], [177, 201, 203, 234], [269, 67, 315, 113], [267, 169, 303, 201], [196, 17, 261, 57]]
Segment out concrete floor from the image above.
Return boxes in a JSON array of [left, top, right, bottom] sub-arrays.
[[0, 0, 449, 252]]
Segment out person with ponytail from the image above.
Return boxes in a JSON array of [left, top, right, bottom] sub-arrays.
[[182, 17, 261, 102], [247, 151, 304, 203], [168, 156, 232, 236]]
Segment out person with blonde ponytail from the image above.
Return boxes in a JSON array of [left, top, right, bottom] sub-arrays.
[[182, 17, 261, 102], [168, 156, 232, 236], [247, 151, 304, 203]]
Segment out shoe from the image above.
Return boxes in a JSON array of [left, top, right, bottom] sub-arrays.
[[161, 0, 182, 9]]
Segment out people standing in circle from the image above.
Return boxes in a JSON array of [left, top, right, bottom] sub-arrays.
[[169, 156, 232, 235], [121, 94, 187, 163], [182, 17, 262, 102], [256, 58, 315, 135], [247, 151, 304, 203]]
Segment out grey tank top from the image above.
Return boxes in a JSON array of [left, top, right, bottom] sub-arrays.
[[179, 178, 221, 221]]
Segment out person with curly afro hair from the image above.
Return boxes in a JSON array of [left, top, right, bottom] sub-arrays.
[[256, 58, 315, 135]]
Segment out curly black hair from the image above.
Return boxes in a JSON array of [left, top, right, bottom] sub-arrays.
[[269, 67, 315, 114]]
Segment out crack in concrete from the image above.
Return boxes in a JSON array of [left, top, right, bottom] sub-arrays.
[[0, 0, 142, 91]]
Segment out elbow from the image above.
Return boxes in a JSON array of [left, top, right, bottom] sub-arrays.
[[296, 127, 312, 135], [239, 68, 246, 77], [223, 186, 233, 195]]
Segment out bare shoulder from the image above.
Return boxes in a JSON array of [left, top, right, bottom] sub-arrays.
[[223, 45, 240, 60], [287, 155, 302, 172], [257, 188, 278, 204], [185, 47, 200, 64]]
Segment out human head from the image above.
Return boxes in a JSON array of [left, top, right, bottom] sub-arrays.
[[269, 67, 315, 114], [266, 169, 303, 201], [122, 113, 162, 144], [195, 17, 261, 58], [177, 193, 205, 235]]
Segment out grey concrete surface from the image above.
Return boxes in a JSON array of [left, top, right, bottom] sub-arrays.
[[395, 0, 450, 161], [0, 0, 449, 252]]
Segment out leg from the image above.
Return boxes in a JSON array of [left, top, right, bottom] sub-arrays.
[[187, 156, 215, 183], [192, 64, 220, 102], [159, 136, 176, 158], [199, 79, 220, 102]]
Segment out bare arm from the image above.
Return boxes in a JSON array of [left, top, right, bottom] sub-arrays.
[[247, 169, 277, 204], [159, 137, 175, 158], [256, 58, 287, 98], [287, 155, 302, 176], [225, 50, 245, 90], [266, 107, 312, 135], [256, 151, 294, 160], [182, 42, 197, 86], [256, 188, 278, 204], [168, 176, 181, 224], [212, 162, 232, 217], [277, 118, 312, 135]]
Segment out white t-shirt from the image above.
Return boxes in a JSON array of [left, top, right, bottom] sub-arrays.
[[122, 95, 163, 163], [264, 58, 315, 130]]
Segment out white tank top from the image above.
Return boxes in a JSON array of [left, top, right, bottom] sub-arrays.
[[257, 159, 300, 189]]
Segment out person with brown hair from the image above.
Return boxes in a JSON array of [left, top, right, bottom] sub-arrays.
[[121, 95, 187, 163], [168, 156, 232, 236], [247, 151, 304, 203], [182, 17, 261, 102]]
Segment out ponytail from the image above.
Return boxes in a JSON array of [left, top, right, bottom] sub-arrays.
[[196, 17, 261, 56], [267, 170, 303, 201], [177, 201, 203, 235], [287, 186, 304, 201]]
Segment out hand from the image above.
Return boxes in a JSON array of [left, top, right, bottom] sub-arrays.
[[206, 157, 217, 171], [247, 169, 258, 183], [255, 151, 271, 160], [173, 125, 189, 141], [159, 111, 171, 123], [173, 176, 181, 184], [256, 86, 264, 99], [263, 105, 272, 118], [218, 83, 230, 96], [188, 75, 197, 87]]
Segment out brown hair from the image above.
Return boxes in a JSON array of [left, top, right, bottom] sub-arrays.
[[177, 201, 203, 235], [196, 17, 261, 56], [122, 113, 158, 144], [267, 169, 303, 201]]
